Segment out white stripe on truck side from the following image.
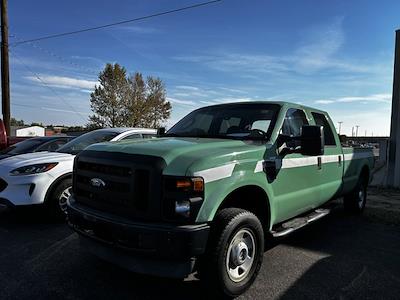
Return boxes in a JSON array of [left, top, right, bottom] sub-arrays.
[[254, 152, 373, 173], [193, 162, 237, 183], [192, 152, 373, 181]]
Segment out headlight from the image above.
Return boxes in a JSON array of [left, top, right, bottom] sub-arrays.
[[10, 163, 58, 176], [163, 176, 204, 221]]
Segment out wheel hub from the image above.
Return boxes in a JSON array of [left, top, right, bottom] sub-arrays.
[[358, 186, 365, 208], [59, 187, 72, 213], [231, 241, 248, 266], [226, 228, 256, 282]]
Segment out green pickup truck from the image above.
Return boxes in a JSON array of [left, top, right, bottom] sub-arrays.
[[67, 101, 374, 297]]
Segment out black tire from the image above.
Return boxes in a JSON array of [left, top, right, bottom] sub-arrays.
[[343, 175, 367, 214], [46, 178, 72, 220], [199, 208, 264, 298]]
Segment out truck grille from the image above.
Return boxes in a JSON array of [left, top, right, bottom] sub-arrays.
[[73, 150, 166, 221]]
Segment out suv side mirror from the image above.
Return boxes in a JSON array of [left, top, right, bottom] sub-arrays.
[[300, 125, 324, 156], [157, 127, 166, 136]]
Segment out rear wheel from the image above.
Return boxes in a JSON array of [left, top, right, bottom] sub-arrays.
[[344, 175, 367, 214], [199, 208, 264, 297], [46, 178, 72, 220]]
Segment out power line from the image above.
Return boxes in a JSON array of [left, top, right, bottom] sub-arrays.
[[10, 32, 100, 75], [10, 50, 88, 122], [11, 0, 222, 46]]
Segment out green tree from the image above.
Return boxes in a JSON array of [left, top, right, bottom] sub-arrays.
[[10, 117, 24, 126], [89, 63, 129, 127], [125, 72, 147, 127], [125, 73, 171, 127], [144, 76, 171, 128], [88, 64, 171, 128]]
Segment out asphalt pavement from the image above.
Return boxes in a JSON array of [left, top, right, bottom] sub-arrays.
[[0, 189, 399, 300]]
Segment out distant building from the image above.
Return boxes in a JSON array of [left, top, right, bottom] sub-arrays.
[[13, 126, 45, 137]]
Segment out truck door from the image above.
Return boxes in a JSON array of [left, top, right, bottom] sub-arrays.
[[270, 108, 322, 222], [311, 112, 343, 204]]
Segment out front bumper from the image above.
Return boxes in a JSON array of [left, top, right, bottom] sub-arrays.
[[0, 172, 55, 206], [67, 197, 210, 278]]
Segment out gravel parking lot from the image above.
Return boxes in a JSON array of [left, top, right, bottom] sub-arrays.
[[0, 188, 399, 300]]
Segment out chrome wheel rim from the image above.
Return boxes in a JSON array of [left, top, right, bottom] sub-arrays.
[[59, 187, 72, 213], [226, 228, 256, 282], [358, 185, 365, 209]]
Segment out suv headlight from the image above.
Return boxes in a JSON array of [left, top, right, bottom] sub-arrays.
[[10, 163, 58, 176]]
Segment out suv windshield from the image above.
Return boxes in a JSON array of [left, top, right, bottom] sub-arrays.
[[1, 139, 44, 155], [167, 103, 280, 140], [57, 130, 119, 155]]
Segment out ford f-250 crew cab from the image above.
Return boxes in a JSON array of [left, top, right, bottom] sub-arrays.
[[67, 101, 374, 297]]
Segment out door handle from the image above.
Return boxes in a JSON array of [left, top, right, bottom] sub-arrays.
[[338, 155, 342, 166], [317, 157, 322, 170]]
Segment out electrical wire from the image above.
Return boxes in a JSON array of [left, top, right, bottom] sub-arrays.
[[11, 0, 222, 46], [10, 50, 89, 122]]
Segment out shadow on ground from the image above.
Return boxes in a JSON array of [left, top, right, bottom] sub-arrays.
[[0, 192, 399, 300]]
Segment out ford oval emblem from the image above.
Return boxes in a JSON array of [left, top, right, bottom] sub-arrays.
[[90, 178, 106, 188]]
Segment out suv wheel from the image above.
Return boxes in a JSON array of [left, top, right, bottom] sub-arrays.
[[46, 178, 72, 220], [199, 208, 264, 297]]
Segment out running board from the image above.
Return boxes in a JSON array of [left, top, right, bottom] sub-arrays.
[[270, 208, 331, 238]]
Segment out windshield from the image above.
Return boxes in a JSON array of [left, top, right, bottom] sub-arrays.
[[57, 130, 119, 155], [167, 103, 280, 140], [1, 139, 44, 155]]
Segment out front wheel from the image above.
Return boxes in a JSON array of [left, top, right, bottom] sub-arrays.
[[199, 208, 264, 297], [46, 178, 72, 220]]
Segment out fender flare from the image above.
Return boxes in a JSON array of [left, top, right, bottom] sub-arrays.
[[44, 172, 72, 204]]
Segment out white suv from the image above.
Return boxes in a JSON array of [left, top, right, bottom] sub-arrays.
[[0, 127, 156, 217]]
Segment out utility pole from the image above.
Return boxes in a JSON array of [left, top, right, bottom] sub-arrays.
[[355, 125, 360, 137], [1, 0, 10, 136], [388, 29, 400, 187], [352, 126, 354, 137], [338, 121, 343, 135]]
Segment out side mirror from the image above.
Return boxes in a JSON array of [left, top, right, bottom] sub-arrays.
[[300, 125, 324, 156], [157, 127, 166, 136]]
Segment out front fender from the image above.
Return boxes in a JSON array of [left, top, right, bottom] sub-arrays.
[[195, 167, 276, 229]]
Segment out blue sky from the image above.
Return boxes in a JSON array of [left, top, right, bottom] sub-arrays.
[[6, 0, 400, 135]]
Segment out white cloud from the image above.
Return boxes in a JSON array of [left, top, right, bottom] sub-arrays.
[[315, 100, 335, 104], [294, 17, 346, 73], [167, 97, 196, 106], [336, 93, 391, 103], [213, 97, 254, 104], [26, 75, 98, 90], [42, 107, 90, 115], [175, 85, 200, 91], [218, 87, 247, 94], [173, 18, 383, 76], [315, 93, 392, 105]]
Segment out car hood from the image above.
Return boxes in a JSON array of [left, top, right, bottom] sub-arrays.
[[85, 137, 267, 175], [0, 151, 74, 169], [0, 154, 11, 160]]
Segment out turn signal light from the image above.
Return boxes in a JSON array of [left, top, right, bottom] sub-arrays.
[[192, 178, 204, 192], [176, 179, 192, 189], [175, 177, 204, 192]]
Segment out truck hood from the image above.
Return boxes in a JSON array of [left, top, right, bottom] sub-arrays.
[[0, 151, 74, 169], [85, 137, 266, 175]]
